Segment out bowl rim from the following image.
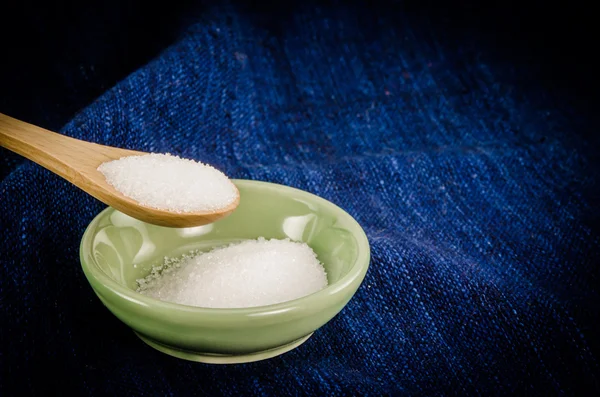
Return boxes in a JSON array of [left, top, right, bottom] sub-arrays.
[[80, 179, 370, 316]]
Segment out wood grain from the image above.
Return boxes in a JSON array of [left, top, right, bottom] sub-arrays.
[[0, 113, 239, 227]]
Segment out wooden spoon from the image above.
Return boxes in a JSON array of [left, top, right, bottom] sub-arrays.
[[0, 113, 239, 227]]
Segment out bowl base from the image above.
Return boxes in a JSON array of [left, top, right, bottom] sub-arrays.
[[135, 332, 314, 364]]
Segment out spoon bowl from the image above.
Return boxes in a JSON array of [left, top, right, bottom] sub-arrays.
[[0, 113, 239, 227]]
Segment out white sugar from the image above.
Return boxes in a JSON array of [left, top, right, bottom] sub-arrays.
[[137, 238, 328, 308], [98, 153, 236, 213]]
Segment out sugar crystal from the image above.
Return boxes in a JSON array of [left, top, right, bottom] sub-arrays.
[[98, 153, 236, 213], [137, 238, 328, 308]]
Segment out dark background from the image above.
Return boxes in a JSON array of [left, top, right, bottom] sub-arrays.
[[1, 0, 598, 394], [1, 0, 597, 132]]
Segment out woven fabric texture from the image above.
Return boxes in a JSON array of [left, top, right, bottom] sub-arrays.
[[1, 1, 599, 395]]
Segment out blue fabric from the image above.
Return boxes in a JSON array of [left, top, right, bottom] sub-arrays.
[[2, 1, 599, 395]]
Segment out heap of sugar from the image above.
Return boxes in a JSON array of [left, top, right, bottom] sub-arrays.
[[97, 153, 237, 213], [137, 238, 328, 308]]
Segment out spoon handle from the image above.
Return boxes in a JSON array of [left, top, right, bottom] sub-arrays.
[[0, 113, 144, 181], [0, 113, 96, 177]]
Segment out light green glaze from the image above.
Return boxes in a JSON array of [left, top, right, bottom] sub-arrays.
[[80, 179, 370, 363]]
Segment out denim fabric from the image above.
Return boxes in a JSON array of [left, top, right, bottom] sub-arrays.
[[1, 1, 599, 395]]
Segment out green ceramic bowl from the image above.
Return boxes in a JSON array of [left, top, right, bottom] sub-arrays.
[[80, 179, 370, 364]]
